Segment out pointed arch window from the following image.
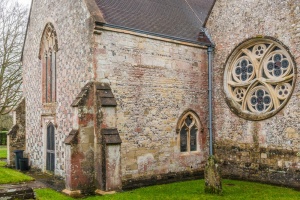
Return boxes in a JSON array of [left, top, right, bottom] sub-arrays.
[[46, 123, 55, 172], [178, 111, 200, 152], [39, 23, 58, 103]]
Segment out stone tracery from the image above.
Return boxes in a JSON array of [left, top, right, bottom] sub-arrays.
[[224, 38, 295, 120], [177, 111, 200, 152], [39, 23, 58, 103]]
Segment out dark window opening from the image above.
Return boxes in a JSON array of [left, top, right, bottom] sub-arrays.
[[46, 123, 55, 172]]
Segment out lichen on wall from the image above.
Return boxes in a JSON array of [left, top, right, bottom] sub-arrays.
[[7, 99, 26, 166], [94, 30, 209, 182], [206, 0, 300, 188], [22, 0, 94, 176]]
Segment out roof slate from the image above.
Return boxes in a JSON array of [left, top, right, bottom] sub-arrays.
[[94, 0, 215, 44]]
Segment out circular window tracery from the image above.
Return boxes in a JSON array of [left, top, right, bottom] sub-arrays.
[[224, 38, 296, 120]]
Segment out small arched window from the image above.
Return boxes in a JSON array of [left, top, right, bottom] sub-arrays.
[[39, 23, 58, 103], [46, 122, 55, 172], [177, 111, 201, 152]]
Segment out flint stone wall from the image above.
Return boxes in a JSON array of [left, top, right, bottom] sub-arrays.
[[206, 0, 300, 188], [22, 0, 93, 176], [22, 0, 210, 185]]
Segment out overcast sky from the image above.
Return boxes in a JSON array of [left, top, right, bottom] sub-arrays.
[[18, 0, 31, 7]]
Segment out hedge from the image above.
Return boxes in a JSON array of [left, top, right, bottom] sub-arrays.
[[0, 131, 7, 145]]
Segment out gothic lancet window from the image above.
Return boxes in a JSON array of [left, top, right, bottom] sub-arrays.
[[46, 123, 55, 172], [178, 111, 200, 152], [224, 38, 296, 120], [39, 23, 58, 103]]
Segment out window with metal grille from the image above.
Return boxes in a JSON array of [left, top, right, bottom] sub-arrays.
[[46, 123, 55, 172]]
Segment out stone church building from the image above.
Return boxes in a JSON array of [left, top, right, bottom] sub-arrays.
[[8, 0, 300, 195]]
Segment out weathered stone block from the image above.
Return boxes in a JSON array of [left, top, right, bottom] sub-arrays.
[[204, 156, 223, 195], [0, 185, 34, 200], [206, 0, 300, 189], [261, 153, 268, 159]]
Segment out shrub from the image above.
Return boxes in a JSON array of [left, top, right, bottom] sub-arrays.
[[0, 131, 7, 145]]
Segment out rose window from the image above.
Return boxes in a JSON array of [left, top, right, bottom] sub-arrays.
[[224, 38, 296, 120]]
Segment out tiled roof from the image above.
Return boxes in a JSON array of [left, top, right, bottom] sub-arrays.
[[94, 0, 215, 44]]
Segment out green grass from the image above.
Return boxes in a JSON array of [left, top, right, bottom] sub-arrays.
[[35, 179, 300, 200], [0, 160, 34, 184], [0, 145, 7, 158], [35, 188, 74, 200], [0, 161, 6, 167]]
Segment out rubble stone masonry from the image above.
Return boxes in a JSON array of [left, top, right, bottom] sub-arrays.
[[94, 30, 209, 184], [206, 0, 300, 188], [22, 0, 210, 187], [7, 99, 26, 166]]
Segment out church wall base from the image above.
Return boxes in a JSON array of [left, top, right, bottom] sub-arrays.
[[122, 170, 204, 191], [95, 190, 116, 195], [215, 143, 300, 190], [62, 189, 82, 198]]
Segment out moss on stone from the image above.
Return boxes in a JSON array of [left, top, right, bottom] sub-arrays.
[[204, 155, 223, 195]]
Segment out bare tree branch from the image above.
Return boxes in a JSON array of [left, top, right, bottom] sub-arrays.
[[0, 0, 28, 115]]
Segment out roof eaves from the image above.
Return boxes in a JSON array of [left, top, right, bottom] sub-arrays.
[[198, 28, 215, 47], [95, 22, 212, 47]]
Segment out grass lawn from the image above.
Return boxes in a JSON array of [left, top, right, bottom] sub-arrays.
[[0, 161, 34, 184], [0, 145, 7, 159], [35, 179, 300, 200]]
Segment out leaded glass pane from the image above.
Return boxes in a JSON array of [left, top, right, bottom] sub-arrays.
[[47, 125, 51, 149], [190, 125, 197, 151], [180, 126, 187, 152], [185, 115, 192, 126], [49, 51, 53, 101], [46, 152, 51, 171], [45, 54, 48, 103], [46, 123, 55, 172]]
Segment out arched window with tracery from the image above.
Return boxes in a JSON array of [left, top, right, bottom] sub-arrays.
[[224, 37, 296, 120], [177, 111, 201, 152], [39, 23, 58, 103]]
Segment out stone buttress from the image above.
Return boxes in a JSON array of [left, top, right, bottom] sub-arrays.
[[7, 99, 26, 167], [63, 82, 121, 196]]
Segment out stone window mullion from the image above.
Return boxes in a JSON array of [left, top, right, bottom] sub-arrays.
[[187, 126, 191, 152]]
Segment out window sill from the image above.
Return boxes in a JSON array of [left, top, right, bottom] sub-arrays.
[[42, 102, 57, 107], [41, 102, 57, 116], [179, 151, 201, 156]]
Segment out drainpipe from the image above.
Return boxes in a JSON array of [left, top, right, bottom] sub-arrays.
[[207, 45, 214, 156]]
